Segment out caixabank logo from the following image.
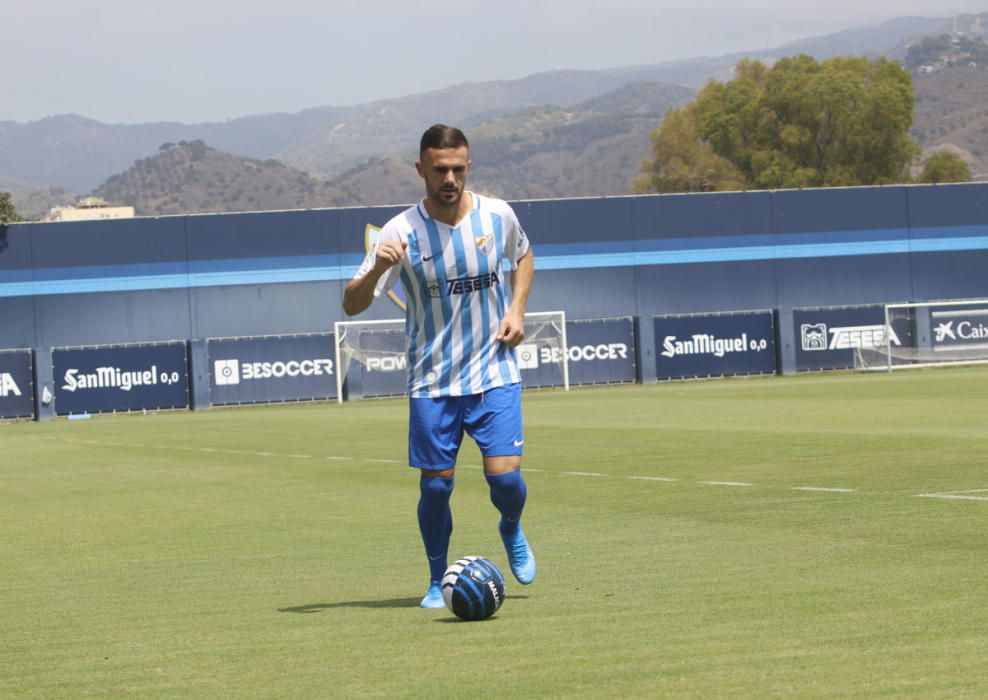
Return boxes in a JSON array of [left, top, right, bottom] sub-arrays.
[[933, 314, 988, 346], [365, 224, 406, 312]]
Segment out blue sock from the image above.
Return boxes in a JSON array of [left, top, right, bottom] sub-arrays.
[[486, 469, 527, 536], [418, 476, 454, 583]]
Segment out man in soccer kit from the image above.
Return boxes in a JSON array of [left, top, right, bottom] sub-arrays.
[[343, 124, 536, 608]]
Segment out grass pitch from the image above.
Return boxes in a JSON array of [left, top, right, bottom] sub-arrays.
[[4, 367, 988, 697]]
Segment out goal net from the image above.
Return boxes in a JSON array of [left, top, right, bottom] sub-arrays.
[[334, 310, 568, 401], [854, 299, 988, 371]]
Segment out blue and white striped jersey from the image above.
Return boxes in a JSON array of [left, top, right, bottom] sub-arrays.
[[354, 193, 530, 398]]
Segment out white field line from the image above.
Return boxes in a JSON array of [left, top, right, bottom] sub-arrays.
[[916, 489, 988, 502], [24, 436, 988, 503], [792, 487, 856, 494]]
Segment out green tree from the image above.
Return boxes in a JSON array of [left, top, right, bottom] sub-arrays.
[[0, 191, 21, 225], [636, 55, 919, 193], [918, 151, 972, 184], [632, 104, 747, 193]]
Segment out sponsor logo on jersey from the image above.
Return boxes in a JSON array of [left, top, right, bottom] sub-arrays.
[[430, 271, 500, 297]]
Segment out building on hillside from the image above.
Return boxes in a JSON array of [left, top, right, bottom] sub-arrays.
[[43, 197, 134, 222]]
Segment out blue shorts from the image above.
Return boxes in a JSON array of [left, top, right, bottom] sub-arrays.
[[408, 383, 523, 470]]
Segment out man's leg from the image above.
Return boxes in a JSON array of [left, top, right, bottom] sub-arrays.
[[409, 395, 464, 608], [469, 384, 536, 585], [417, 468, 455, 608], [484, 458, 536, 584]]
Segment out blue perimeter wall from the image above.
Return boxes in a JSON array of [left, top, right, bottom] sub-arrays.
[[2, 182, 988, 397]]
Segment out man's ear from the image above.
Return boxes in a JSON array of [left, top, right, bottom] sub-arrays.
[[415, 161, 424, 178]]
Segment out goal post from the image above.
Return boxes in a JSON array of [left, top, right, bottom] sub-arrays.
[[515, 311, 569, 391], [334, 310, 569, 401], [854, 298, 988, 372]]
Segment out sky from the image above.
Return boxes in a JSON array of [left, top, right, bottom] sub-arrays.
[[3, 0, 986, 125]]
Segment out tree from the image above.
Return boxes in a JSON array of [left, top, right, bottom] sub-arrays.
[[0, 191, 20, 225], [918, 151, 971, 184], [636, 55, 919, 193], [632, 104, 747, 193]]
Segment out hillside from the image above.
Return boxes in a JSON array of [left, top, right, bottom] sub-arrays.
[[913, 64, 988, 176], [0, 13, 951, 201], [89, 82, 694, 214], [92, 141, 348, 216], [906, 14, 988, 177]]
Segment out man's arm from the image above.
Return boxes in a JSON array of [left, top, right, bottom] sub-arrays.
[[342, 240, 406, 316], [497, 248, 534, 347]]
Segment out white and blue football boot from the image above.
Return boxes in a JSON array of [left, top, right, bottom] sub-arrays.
[[500, 522, 536, 585], [420, 581, 445, 609]]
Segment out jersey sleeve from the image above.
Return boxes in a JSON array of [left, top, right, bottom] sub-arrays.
[[503, 205, 531, 270], [353, 223, 403, 298]]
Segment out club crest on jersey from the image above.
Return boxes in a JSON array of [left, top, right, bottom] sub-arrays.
[[364, 223, 407, 311], [475, 233, 494, 255]]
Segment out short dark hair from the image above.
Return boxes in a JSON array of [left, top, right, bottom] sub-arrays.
[[420, 124, 468, 156]]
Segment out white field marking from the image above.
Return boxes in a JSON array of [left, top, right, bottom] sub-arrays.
[[916, 489, 988, 502], [792, 487, 856, 494], [30, 436, 988, 505]]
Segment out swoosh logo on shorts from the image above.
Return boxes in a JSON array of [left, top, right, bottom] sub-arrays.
[[513, 439, 524, 447]]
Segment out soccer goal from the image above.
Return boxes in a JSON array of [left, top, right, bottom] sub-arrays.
[[334, 311, 569, 402], [854, 299, 988, 372]]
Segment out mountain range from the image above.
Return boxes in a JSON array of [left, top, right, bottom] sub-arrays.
[[3, 12, 986, 218]]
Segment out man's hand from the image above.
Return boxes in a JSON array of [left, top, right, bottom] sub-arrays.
[[373, 240, 407, 274], [497, 309, 525, 347], [343, 239, 406, 316]]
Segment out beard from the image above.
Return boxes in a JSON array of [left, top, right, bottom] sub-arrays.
[[432, 183, 462, 208]]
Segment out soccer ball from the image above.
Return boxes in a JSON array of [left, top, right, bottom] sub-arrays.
[[441, 556, 506, 621]]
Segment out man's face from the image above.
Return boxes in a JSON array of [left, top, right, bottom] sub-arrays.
[[416, 146, 470, 210]]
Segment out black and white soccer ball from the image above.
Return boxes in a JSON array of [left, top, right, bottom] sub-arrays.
[[441, 556, 506, 621]]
